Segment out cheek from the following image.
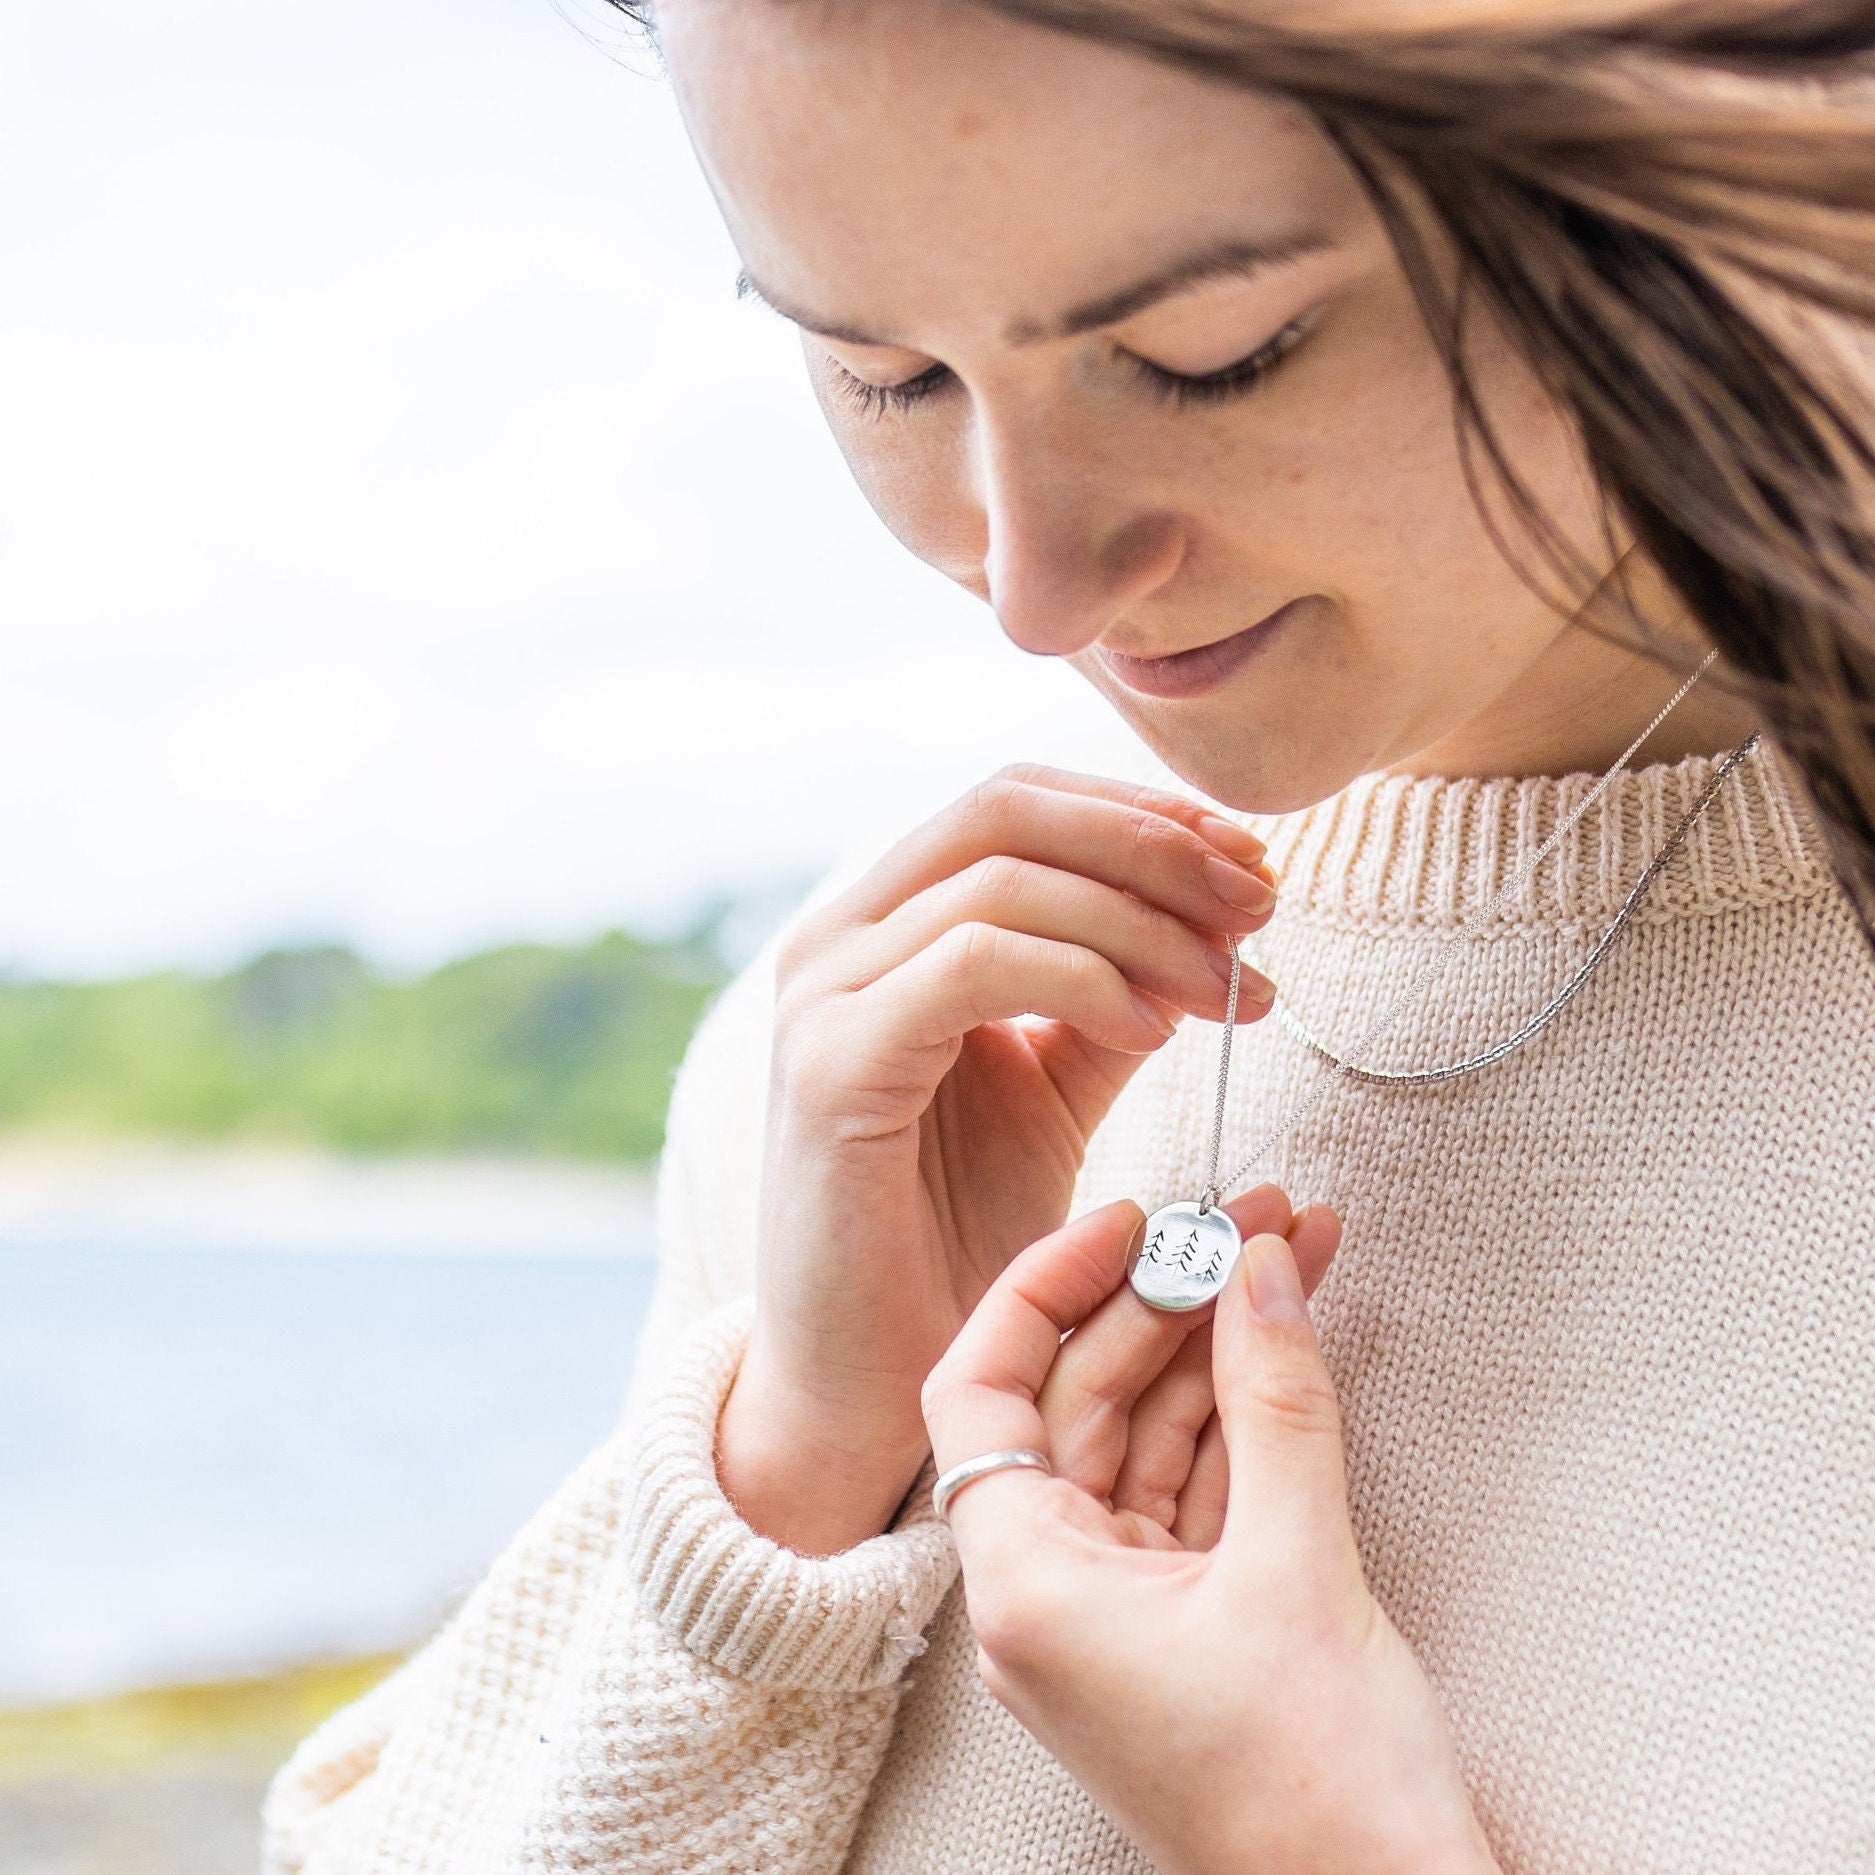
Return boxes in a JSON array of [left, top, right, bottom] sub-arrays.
[[813, 375, 989, 598], [1461, 339, 1607, 578], [1247, 310, 1482, 590], [1206, 289, 1593, 642]]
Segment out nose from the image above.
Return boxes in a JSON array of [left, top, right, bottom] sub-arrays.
[[975, 414, 1187, 658]]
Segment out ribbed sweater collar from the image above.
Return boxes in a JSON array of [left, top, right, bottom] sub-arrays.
[[1236, 740, 1837, 931]]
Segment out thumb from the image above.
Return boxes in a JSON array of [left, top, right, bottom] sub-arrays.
[[1211, 1231, 1356, 1565]]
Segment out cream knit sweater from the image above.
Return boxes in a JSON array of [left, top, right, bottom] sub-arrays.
[[264, 743, 1875, 1875]]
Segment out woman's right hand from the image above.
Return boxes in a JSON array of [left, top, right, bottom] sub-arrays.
[[715, 763, 1279, 1555]]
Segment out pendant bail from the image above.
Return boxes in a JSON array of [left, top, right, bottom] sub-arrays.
[[1196, 1184, 1220, 1216]]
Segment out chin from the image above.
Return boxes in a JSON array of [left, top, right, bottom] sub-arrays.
[[1101, 688, 1374, 819], [1072, 600, 1383, 815]]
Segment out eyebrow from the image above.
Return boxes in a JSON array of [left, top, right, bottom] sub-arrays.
[[735, 228, 1333, 350]]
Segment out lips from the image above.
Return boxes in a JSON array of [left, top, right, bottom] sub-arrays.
[[1096, 598, 1304, 701]]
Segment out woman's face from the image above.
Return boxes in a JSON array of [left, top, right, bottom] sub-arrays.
[[660, 0, 1610, 811]]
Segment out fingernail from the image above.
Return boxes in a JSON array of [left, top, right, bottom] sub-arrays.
[[1242, 1232, 1308, 1324], [1239, 970, 1278, 1010], [1132, 990, 1178, 1038], [1197, 813, 1266, 867], [1203, 854, 1277, 914]]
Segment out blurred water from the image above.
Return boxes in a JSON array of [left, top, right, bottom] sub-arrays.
[[0, 1237, 657, 1705]]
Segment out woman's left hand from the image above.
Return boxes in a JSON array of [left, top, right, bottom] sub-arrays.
[[921, 1197, 1502, 1875]]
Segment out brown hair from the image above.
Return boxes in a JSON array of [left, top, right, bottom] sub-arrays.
[[622, 0, 1875, 941]]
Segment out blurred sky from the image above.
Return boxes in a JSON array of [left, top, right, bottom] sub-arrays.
[[0, 0, 1135, 979]]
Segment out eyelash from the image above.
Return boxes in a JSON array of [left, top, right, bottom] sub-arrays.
[[828, 315, 1312, 419], [832, 360, 952, 419], [1135, 316, 1311, 406]]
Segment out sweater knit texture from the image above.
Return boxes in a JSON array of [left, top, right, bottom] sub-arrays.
[[264, 742, 1875, 1875]]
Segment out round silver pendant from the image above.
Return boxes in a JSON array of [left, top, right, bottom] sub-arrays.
[[1129, 1199, 1242, 1312]]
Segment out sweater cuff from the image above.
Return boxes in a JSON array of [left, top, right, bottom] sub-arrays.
[[622, 1297, 958, 1693]]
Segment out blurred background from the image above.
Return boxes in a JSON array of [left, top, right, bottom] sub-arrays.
[[0, 4, 1132, 1869]]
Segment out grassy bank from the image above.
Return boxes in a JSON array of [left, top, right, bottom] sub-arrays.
[[0, 927, 729, 1164], [0, 1659, 408, 1875]]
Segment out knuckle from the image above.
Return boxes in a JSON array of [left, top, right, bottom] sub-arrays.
[[1062, 940, 1113, 997], [1133, 1484, 1182, 1530], [774, 928, 808, 982], [1109, 1465, 1181, 1532], [959, 851, 1030, 913], [1054, 1349, 1140, 1422], [918, 1362, 965, 1428], [973, 1643, 1018, 1708], [1244, 1353, 1343, 1439], [769, 973, 818, 1044], [773, 914, 828, 984], [965, 1578, 1051, 1673], [1122, 805, 1188, 875], [949, 919, 1012, 977], [769, 998, 843, 1096], [990, 760, 1050, 790], [1082, 1370, 1144, 1422], [953, 773, 1025, 842], [771, 952, 843, 1041]]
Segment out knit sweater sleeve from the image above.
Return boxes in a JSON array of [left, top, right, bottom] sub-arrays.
[[260, 945, 961, 1875]]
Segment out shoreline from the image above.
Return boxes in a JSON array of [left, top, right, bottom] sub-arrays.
[[0, 1655, 404, 1780], [0, 1136, 657, 1259]]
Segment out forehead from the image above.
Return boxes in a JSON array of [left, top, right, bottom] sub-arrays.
[[659, 0, 1360, 342]]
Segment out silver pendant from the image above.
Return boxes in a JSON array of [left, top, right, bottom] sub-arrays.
[[1129, 1199, 1242, 1312]]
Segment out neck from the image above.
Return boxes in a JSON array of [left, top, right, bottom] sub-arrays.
[[1386, 572, 1763, 783]]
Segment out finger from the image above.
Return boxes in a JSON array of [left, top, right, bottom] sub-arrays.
[[1037, 1294, 1192, 1502], [1171, 1412, 1230, 1550], [851, 922, 1180, 1059], [925, 1198, 1145, 1464], [922, 1200, 1145, 1553], [1220, 1185, 1296, 1257], [1048, 1181, 1291, 1506], [1211, 1230, 1362, 1581], [995, 764, 1269, 871], [1285, 1201, 1344, 1299], [831, 766, 1275, 936], [1106, 1321, 1216, 1529], [1160, 1200, 1340, 1545], [992, 773, 1275, 909], [856, 856, 1272, 1025]]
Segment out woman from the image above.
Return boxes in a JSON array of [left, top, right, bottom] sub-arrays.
[[264, 3, 1875, 1871]]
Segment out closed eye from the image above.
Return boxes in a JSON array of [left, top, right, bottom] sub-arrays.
[[1131, 316, 1311, 406], [829, 359, 953, 419], [825, 312, 1311, 418]]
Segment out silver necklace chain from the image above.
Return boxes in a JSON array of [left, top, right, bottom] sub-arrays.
[[1196, 652, 1754, 1210], [1264, 731, 1759, 1088]]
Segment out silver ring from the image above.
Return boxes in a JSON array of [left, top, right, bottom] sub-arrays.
[[931, 1448, 1051, 1522]]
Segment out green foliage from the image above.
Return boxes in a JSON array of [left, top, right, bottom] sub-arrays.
[[0, 930, 729, 1162]]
